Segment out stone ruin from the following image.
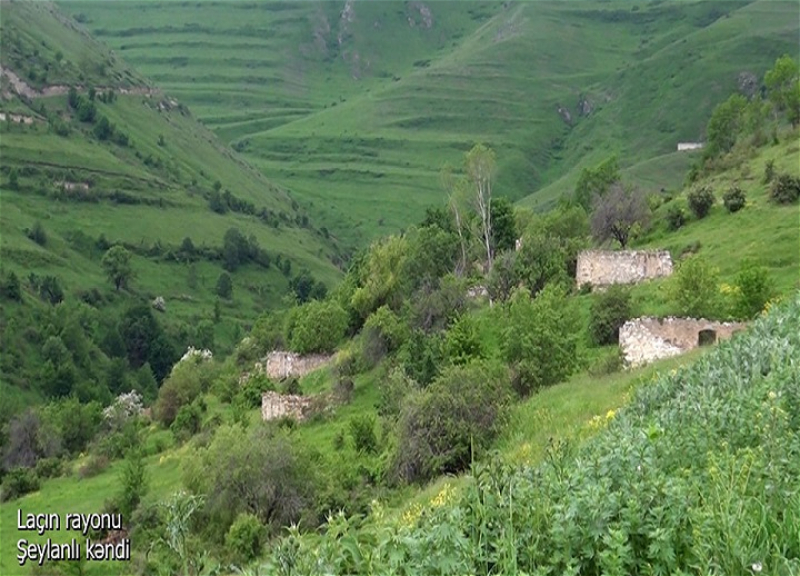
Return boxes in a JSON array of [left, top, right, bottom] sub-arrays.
[[576, 249, 673, 289], [261, 391, 314, 422], [241, 350, 332, 384], [620, 317, 747, 368]]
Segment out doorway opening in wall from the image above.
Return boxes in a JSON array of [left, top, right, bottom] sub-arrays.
[[698, 329, 717, 346]]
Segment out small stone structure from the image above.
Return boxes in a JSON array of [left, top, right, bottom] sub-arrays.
[[677, 142, 704, 151], [261, 391, 314, 422], [576, 250, 673, 288], [620, 317, 747, 367], [260, 350, 332, 380]]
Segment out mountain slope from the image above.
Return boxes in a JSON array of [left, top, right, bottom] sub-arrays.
[[0, 1, 344, 408], [66, 0, 799, 246]]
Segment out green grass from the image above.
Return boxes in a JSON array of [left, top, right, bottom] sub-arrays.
[[67, 0, 799, 247]]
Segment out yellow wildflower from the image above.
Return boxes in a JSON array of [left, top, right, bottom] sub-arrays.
[[606, 409, 616, 421]]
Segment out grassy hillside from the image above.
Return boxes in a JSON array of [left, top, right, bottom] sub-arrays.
[[67, 0, 799, 246], [0, 0, 344, 348]]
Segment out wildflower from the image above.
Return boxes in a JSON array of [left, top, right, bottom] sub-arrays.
[[752, 562, 763, 573], [606, 409, 616, 421], [768, 391, 777, 400]]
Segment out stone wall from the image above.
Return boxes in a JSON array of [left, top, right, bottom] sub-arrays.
[[576, 250, 673, 288], [258, 350, 332, 380], [261, 391, 314, 422], [620, 317, 747, 367]]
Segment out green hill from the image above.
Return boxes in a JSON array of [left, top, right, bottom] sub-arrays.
[[0, 1, 343, 414], [67, 0, 799, 246]]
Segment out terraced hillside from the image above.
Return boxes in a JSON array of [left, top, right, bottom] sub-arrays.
[[0, 1, 343, 409], [68, 0, 799, 247]]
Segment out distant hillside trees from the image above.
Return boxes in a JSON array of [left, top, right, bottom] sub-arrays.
[[765, 54, 800, 126], [101, 245, 134, 291], [465, 143, 496, 271], [215, 272, 232, 299]]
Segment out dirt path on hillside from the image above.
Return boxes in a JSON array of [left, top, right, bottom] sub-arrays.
[[0, 65, 158, 100]]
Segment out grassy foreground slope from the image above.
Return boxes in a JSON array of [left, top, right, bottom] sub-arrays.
[[68, 0, 799, 246]]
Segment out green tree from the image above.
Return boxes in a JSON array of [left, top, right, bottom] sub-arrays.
[[215, 272, 232, 299], [351, 235, 409, 318], [101, 246, 134, 291], [490, 197, 517, 253], [573, 155, 621, 211], [0, 271, 22, 301], [765, 54, 800, 126], [286, 299, 348, 354], [589, 285, 633, 345], [117, 447, 148, 520], [669, 256, 721, 319], [705, 94, 747, 156], [501, 285, 581, 396], [226, 513, 266, 564], [733, 261, 773, 320], [391, 361, 511, 484]]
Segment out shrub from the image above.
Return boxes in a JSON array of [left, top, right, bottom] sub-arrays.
[[501, 285, 581, 396], [722, 185, 746, 213], [665, 205, 686, 231], [34, 457, 64, 479], [226, 512, 265, 564], [286, 299, 348, 354], [154, 362, 203, 427], [769, 172, 800, 204], [27, 221, 47, 246], [443, 314, 485, 366], [78, 454, 109, 479], [1, 468, 40, 501], [171, 402, 203, 440], [589, 285, 633, 346], [391, 362, 511, 484], [687, 186, 715, 218], [733, 261, 774, 320], [669, 256, 721, 318], [588, 348, 625, 376], [348, 414, 378, 454]]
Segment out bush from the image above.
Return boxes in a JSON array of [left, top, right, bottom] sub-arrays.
[[78, 454, 110, 479], [443, 314, 485, 366], [348, 414, 378, 454], [769, 173, 800, 204], [733, 261, 774, 320], [722, 185, 746, 213], [391, 361, 511, 484], [34, 457, 64, 479], [286, 299, 348, 354], [154, 362, 203, 427], [226, 512, 266, 564], [501, 285, 581, 396], [588, 285, 633, 346], [665, 205, 686, 231], [171, 402, 203, 440], [1, 468, 40, 501], [669, 256, 721, 319], [687, 186, 715, 219], [588, 348, 625, 376]]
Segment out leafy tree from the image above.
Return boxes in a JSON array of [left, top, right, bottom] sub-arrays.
[[348, 414, 378, 454], [401, 329, 444, 387], [208, 190, 227, 214], [154, 363, 202, 427], [119, 304, 176, 381], [93, 116, 114, 140], [501, 285, 581, 396], [515, 233, 570, 295], [490, 196, 517, 253], [222, 227, 249, 271], [666, 205, 686, 231], [391, 361, 511, 484], [41, 397, 102, 454], [589, 285, 633, 345], [117, 447, 148, 520], [669, 256, 721, 319], [186, 425, 317, 534], [443, 314, 485, 366], [289, 269, 326, 303], [765, 54, 800, 126], [487, 249, 520, 302], [574, 155, 621, 211], [102, 246, 134, 291], [286, 299, 348, 354], [769, 173, 800, 204], [39, 275, 64, 305], [687, 186, 715, 219], [403, 225, 459, 291], [733, 261, 773, 320], [590, 182, 650, 248], [215, 272, 233, 299], [705, 94, 747, 156], [0, 271, 22, 301], [351, 235, 409, 318], [226, 513, 266, 564]]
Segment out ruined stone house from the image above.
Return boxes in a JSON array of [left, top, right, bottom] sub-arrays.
[[576, 250, 673, 288]]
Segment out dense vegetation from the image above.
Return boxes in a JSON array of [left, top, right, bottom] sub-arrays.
[[0, 2, 799, 575]]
